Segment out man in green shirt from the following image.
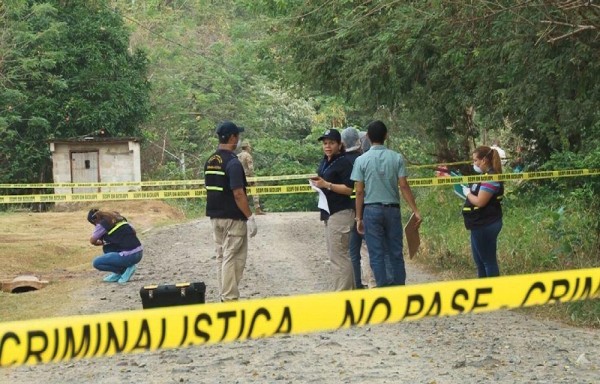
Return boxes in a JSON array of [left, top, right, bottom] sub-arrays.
[[350, 120, 422, 287]]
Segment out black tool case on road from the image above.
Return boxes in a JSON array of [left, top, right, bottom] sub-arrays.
[[140, 282, 206, 309]]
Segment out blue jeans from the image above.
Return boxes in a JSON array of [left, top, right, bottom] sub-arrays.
[[363, 205, 405, 287], [349, 225, 364, 288], [93, 251, 143, 275], [470, 219, 502, 278]]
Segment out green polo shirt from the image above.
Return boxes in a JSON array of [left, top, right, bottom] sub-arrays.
[[350, 145, 407, 204]]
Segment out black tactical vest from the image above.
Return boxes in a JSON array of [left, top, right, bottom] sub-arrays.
[[462, 173, 504, 230], [100, 219, 142, 251], [204, 149, 247, 220]]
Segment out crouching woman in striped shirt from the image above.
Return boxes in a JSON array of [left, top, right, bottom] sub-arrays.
[[88, 209, 143, 284]]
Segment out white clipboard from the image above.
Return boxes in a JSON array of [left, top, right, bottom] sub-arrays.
[[308, 180, 330, 213]]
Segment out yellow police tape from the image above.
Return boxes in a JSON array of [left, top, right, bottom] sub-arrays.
[[0, 189, 207, 204], [0, 268, 598, 367], [0, 174, 318, 189], [0, 161, 470, 189], [0, 161, 468, 189], [1, 169, 599, 203], [1, 168, 598, 189], [408, 168, 599, 187]]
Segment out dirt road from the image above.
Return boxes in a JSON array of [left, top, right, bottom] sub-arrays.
[[3, 212, 598, 383]]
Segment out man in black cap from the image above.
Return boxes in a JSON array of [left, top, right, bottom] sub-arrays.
[[204, 121, 258, 302]]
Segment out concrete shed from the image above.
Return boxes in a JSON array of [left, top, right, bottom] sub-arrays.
[[49, 137, 141, 194]]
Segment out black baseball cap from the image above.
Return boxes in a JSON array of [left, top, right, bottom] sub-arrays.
[[317, 128, 341, 142], [216, 121, 244, 138]]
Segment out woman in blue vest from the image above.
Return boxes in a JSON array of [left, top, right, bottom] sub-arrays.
[[88, 209, 143, 284], [462, 146, 504, 278]]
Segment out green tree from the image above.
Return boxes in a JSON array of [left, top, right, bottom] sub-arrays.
[[114, 0, 333, 182], [0, 0, 150, 183], [250, 1, 599, 163]]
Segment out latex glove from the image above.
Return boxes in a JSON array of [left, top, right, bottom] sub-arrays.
[[462, 185, 471, 198], [247, 214, 258, 238]]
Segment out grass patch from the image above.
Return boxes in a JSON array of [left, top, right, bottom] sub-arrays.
[[0, 277, 97, 322], [412, 181, 600, 327]]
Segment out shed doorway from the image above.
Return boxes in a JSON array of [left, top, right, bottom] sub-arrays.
[[71, 151, 99, 193]]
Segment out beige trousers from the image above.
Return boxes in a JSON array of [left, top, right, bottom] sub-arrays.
[[211, 218, 248, 301], [325, 209, 355, 291], [360, 242, 377, 288]]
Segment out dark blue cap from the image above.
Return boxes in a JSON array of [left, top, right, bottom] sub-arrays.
[[318, 128, 341, 143], [216, 121, 244, 138]]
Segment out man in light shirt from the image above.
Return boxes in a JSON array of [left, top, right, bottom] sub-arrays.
[[351, 120, 422, 287]]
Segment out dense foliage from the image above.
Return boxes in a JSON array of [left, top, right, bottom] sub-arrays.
[[245, 1, 599, 165], [117, 0, 365, 186], [2, 1, 597, 181], [0, 0, 150, 183]]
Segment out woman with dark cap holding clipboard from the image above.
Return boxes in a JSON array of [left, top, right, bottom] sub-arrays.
[[310, 128, 356, 291]]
